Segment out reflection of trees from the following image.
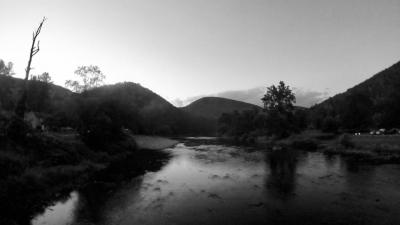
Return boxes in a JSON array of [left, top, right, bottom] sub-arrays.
[[73, 150, 170, 223], [74, 177, 144, 223], [265, 150, 299, 200], [341, 159, 376, 193]]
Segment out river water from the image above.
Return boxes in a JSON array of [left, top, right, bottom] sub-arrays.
[[32, 140, 400, 225]]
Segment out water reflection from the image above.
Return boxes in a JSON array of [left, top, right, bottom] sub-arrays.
[[32, 192, 79, 225], [30, 141, 400, 225], [265, 150, 299, 200]]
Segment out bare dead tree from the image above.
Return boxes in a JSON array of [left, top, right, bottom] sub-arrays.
[[15, 17, 46, 117]]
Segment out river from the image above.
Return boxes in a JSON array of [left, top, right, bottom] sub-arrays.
[[32, 139, 400, 225]]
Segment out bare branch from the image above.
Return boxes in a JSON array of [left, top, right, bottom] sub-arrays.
[[15, 17, 46, 118]]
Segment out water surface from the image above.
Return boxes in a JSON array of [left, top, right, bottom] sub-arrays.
[[32, 141, 400, 225]]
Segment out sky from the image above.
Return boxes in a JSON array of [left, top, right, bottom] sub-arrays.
[[1, 0, 400, 107]]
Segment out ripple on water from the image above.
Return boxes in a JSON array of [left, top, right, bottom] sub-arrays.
[[31, 142, 400, 225]]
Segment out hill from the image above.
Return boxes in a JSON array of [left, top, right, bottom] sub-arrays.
[[0, 77, 215, 135], [55, 82, 216, 136], [311, 60, 400, 130], [0, 75, 74, 113], [182, 97, 261, 120]]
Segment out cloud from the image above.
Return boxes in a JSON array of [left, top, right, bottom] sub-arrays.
[[171, 87, 329, 108], [292, 88, 329, 108], [215, 87, 265, 106]]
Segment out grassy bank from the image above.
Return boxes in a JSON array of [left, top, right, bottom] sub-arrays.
[[268, 130, 400, 164]]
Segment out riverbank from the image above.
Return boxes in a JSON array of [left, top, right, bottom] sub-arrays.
[[30, 137, 400, 225], [267, 130, 400, 164], [0, 132, 176, 224]]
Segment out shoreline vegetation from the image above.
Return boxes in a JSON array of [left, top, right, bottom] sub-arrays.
[[0, 132, 177, 224], [222, 130, 400, 164]]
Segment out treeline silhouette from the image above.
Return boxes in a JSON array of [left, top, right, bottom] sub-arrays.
[[0, 74, 215, 143], [68, 83, 216, 144], [218, 81, 308, 141]]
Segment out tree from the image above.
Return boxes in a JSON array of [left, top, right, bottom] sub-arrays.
[[7, 18, 46, 140], [65, 65, 105, 93], [262, 81, 295, 113], [0, 59, 16, 110], [262, 81, 297, 138], [36, 72, 52, 83], [15, 17, 46, 118], [0, 60, 14, 76]]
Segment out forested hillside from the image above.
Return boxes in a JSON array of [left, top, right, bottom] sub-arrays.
[[0, 76, 215, 136], [310, 60, 400, 131]]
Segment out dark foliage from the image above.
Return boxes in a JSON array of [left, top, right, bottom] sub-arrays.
[[75, 82, 216, 137], [0, 76, 216, 138], [218, 108, 266, 140], [0, 75, 16, 110], [321, 116, 340, 133], [310, 60, 400, 131], [76, 97, 139, 145], [6, 116, 32, 141], [26, 74, 52, 112]]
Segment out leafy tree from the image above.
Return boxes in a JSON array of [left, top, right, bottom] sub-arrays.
[[262, 81, 298, 138], [65, 65, 105, 93], [36, 72, 52, 83], [0, 59, 16, 110], [217, 81, 303, 141], [262, 81, 295, 113], [0, 60, 14, 76]]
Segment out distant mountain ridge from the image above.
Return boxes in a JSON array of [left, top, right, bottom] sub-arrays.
[[5, 59, 399, 133], [181, 97, 261, 120]]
